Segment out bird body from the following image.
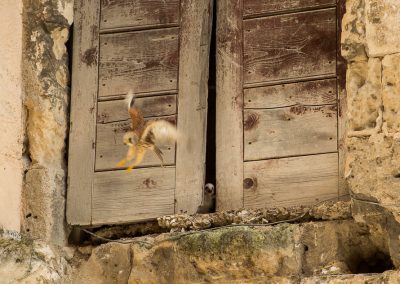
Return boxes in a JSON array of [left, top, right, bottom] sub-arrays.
[[117, 91, 178, 171]]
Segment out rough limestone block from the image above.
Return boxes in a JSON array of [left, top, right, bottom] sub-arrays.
[[21, 0, 73, 245], [341, 0, 367, 61], [73, 221, 397, 283], [0, 236, 71, 283], [73, 243, 132, 284], [128, 226, 303, 283], [382, 54, 400, 134], [22, 167, 67, 246], [365, 0, 400, 57], [346, 58, 381, 132], [346, 135, 400, 202]]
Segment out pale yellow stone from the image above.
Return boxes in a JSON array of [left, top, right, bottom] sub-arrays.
[[365, 0, 400, 56]]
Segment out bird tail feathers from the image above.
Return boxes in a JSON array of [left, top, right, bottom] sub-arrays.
[[125, 90, 136, 110]]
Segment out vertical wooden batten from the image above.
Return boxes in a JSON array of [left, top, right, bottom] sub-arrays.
[[175, 0, 214, 214], [216, 0, 244, 210], [66, 0, 100, 225], [337, 0, 348, 197]]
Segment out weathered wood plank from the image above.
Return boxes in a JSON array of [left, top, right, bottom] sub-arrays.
[[99, 28, 179, 98], [175, 0, 213, 214], [243, 8, 337, 85], [244, 153, 338, 208], [244, 105, 337, 161], [337, 0, 348, 197], [97, 95, 177, 123], [243, 0, 336, 18], [67, 0, 100, 225], [244, 79, 337, 109], [92, 167, 175, 224], [216, 0, 244, 210], [95, 116, 176, 171], [100, 0, 180, 31]]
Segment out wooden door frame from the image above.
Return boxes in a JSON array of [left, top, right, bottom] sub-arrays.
[[67, 0, 100, 225]]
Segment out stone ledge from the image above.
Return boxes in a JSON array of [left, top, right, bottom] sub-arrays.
[[73, 219, 395, 284]]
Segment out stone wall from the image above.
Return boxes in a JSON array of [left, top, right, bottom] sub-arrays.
[[21, 0, 73, 245], [73, 221, 396, 283], [0, 0, 24, 233], [342, 0, 400, 266]]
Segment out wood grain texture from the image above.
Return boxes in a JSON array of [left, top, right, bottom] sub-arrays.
[[216, 0, 244, 210], [66, 0, 100, 225], [92, 167, 175, 224], [243, 0, 336, 17], [244, 79, 337, 109], [100, 0, 180, 31], [99, 28, 179, 98], [95, 116, 176, 171], [97, 95, 177, 123], [244, 105, 337, 161], [337, 0, 348, 196], [244, 8, 337, 84], [175, 0, 213, 214], [244, 153, 338, 208]]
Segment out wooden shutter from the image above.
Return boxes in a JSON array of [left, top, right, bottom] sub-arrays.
[[67, 0, 213, 226], [216, 0, 346, 210]]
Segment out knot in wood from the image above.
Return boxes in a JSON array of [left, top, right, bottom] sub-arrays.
[[243, 178, 255, 189], [244, 112, 260, 131]]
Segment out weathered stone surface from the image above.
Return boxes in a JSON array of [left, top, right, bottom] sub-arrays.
[[342, 0, 400, 58], [365, 0, 400, 56], [341, 0, 367, 61], [22, 166, 67, 244], [346, 58, 381, 133], [72, 220, 395, 283], [0, 234, 72, 284], [342, 0, 400, 270], [131, 225, 302, 283], [302, 270, 400, 284], [72, 243, 131, 284], [301, 221, 393, 275], [382, 54, 400, 134], [21, 0, 73, 245], [0, 0, 24, 232]]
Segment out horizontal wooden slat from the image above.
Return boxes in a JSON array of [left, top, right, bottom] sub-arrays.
[[92, 167, 175, 224], [97, 95, 177, 123], [95, 116, 176, 171], [244, 153, 338, 209], [244, 79, 337, 109], [99, 28, 179, 97], [243, 0, 336, 18], [244, 105, 337, 160], [243, 8, 337, 84], [100, 0, 180, 31]]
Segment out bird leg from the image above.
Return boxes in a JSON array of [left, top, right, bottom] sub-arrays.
[[126, 147, 146, 172], [117, 145, 136, 167], [152, 146, 164, 167]]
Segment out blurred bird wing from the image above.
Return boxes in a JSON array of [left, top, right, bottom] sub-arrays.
[[141, 120, 178, 147]]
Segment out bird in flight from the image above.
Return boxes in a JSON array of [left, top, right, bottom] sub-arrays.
[[117, 91, 178, 172]]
